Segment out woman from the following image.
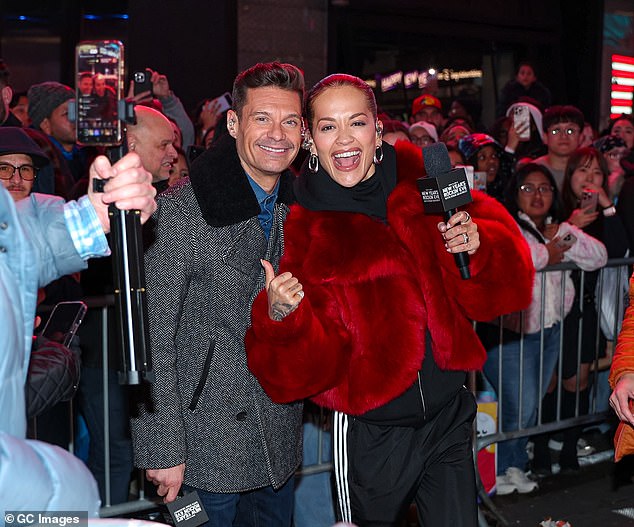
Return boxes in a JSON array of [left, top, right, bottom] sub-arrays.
[[482, 163, 606, 490], [552, 147, 629, 470], [593, 134, 629, 201], [245, 74, 534, 526], [458, 133, 510, 202]]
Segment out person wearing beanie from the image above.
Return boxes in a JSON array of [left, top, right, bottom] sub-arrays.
[[459, 133, 513, 202], [27, 81, 93, 196]]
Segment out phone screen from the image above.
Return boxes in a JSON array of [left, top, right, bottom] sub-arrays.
[[41, 301, 88, 347], [75, 40, 124, 146]]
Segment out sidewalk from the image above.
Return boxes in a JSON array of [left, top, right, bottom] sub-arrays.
[[482, 450, 634, 526]]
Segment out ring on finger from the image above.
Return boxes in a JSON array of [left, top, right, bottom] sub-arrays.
[[462, 211, 471, 223], [296, 290, 305, 300], [462, 233, 469, 244]]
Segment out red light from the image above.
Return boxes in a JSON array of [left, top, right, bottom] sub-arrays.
[[612, 54, 634, 65]]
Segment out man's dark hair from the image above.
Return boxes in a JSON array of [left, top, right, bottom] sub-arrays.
[[0, 59, 10, 88], [232, 62, 304, 119], [542, 105, 585, 134]]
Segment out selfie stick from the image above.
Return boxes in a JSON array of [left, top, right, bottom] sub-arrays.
[[98, 99, 155, 385]]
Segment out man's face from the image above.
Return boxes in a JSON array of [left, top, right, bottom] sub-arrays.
[[78, 76, 93, 95], [0, 85, 11, 125], [228, 86, 302, 191], [11, 95, 29, 126], [41, 100, 75, 149], [413, 106, 443, 128], [545, 121, 581, 157], [516, 65, 536, 88], [94, 76, 106, 96], [132, 117, 178, 182], [0, 153, 35, 202]]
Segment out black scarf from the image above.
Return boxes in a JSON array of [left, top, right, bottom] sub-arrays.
[[294, 142, 398, 221]]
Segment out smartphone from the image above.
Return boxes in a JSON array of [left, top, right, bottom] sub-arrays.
[[580, 189, 599, 212], [513, 105, 531, 141], [458, 165, 474, 189], [554, 232, 577, 250], [75, 40, 124, 146], [213, 92, 232, 113], [473, 171, 488, 192], [40, 301, 88, 347], [132, 68, 153, 96]]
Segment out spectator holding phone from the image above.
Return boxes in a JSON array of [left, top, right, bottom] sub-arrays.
[[481, 162, 606, 492], [537, 147, 628, 472], [129, 69, 195, 151]]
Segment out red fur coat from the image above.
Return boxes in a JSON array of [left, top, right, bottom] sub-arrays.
[[246, 141, 534, 415]]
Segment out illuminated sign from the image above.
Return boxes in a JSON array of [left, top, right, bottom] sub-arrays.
[[377, 68, 482, 93], [611, 54, 634, 118]]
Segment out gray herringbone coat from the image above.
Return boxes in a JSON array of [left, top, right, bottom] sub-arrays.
[[130, 137, 303, 492]]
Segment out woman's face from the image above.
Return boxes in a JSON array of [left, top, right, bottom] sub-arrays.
[[476, 145, 500, 182], [579, 124, 595, 148], [443, 125, 470, 147], [570, 156, 604, 200], [517, 171, 554, 226], [310, 85, 380, 187], [612, 118, 634, 149]]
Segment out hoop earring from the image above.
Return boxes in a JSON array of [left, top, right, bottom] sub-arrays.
[[374, 145, 384, 164], [308, 153, 319, 173]]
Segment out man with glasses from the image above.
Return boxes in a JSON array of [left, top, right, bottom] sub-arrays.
[[534, 105, 585, 189], [0, 127, 48, 201]]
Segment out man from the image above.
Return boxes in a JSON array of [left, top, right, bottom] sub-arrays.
[[0, 127, 49, 201], [410, 93, 445, 133], [497, 61, 552, 116], [78, 72, 94, 96], [130, 62, 305, 525], [534, 105, 584, 189], [0, 145, 156, 511], [28, 81, 92, 194], [93, 73, 117, 120], [9, 91, 29, 126], [0, 59, 23, 127], [126, 105, 178, 192]]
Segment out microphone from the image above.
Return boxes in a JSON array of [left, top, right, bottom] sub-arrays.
[[417, 142, 473, 279]]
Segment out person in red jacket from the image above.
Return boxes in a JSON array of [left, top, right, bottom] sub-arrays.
[[246, 73, 534, 527], [609, 272, 634, 461]]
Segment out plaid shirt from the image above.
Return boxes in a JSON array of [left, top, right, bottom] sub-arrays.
[[63, 195, 110, 259]]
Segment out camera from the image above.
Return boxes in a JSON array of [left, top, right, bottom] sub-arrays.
[[132, 68, 153, 96]]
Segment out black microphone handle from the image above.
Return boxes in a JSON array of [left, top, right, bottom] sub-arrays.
[[445, 208, 471, 280]]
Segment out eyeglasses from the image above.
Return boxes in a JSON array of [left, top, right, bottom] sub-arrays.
[[410, 135, 434, 146], [549, 127, 579, 136], [520, 184, 554, 195], [0, 162, 37, 181]]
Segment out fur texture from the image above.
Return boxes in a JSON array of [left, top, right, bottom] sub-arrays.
[[246, 141, 535, 415]]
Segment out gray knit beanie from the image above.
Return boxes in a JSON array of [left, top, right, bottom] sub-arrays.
[[27, 82, 74, 129]]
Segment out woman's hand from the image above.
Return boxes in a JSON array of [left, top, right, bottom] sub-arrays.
[[545, 239, 567, 265], [610, 373, 634, 426], [437, 210, 479, 255], [568, 207, 599, 229], [261, 259, 304, 321]]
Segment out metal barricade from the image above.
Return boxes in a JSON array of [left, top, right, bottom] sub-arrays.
[[30, 258, 633, 521], [475, 257, 633, 526]]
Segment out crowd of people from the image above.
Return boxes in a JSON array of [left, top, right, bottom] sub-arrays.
[[1, 53, 633, 527]]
